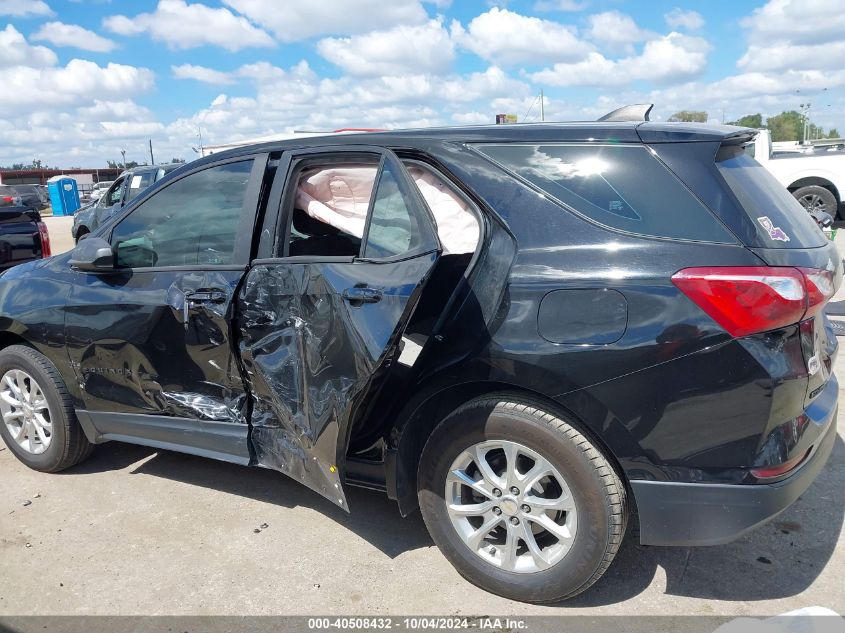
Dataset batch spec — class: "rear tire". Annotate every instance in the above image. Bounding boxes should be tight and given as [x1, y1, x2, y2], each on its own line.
[793, 185, 838, 219]
[0, 345, 92, 472]
[417, 395, 626, 603]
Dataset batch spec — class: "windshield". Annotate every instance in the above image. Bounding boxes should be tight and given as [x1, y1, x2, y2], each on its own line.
[716, 146, 826, 249]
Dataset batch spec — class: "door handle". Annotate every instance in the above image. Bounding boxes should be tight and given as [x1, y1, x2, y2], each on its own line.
[186, 290, 227, 304]
[342, 286, 383, 305]
[183, 289, 227, 329]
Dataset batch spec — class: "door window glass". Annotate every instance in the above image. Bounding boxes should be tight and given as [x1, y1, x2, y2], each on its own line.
[363, 162, 424, 259]
[126, 171, 155, 201]
[111, 160, 253, 268]
[102, 178, 125, 208]
[286, 161, 379, 257]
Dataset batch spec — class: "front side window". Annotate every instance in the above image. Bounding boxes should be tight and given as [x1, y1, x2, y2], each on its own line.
[475, 143, 734, 243]
[111, 160, 253, 268]
[126, 171, 155, 202]
[102, 178, 125, 208]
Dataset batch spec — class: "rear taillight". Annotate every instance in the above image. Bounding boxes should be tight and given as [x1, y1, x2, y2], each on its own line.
[671, 266, 834, 338]
[2, 195, 14, 204]
[751, 447, 811, 479]
[37, 222, 51, 258]
[800, 268, 834, 318]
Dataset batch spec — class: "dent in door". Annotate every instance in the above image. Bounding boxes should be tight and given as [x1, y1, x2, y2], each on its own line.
[238, 256, 437, 508]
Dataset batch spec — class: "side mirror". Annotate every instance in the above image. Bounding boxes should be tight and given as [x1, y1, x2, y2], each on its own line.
[69, 236, 115, 272]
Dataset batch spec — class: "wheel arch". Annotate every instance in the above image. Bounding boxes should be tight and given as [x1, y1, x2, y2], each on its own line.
[388, 379, 629, 517]
[0, 330, 30, 352]
[788, 177, 841, 201]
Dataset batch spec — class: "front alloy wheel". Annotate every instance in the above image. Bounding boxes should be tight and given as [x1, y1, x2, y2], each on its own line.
[0, 369, 53, 454]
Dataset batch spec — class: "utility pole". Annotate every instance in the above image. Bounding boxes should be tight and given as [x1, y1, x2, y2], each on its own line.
[540, 88, 545, 122]
[149, 139, 155, 165]
[197, 126, 204, 156]
[120, 149, 126, 169]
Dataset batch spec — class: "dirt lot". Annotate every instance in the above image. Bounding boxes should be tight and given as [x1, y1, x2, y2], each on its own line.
[0, 375, 842, 617]
[3, 214, 841, 617]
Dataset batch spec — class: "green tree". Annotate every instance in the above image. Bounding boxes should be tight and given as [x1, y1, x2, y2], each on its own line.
[766, 111, 803, 142]
[668, 110, 708, 123]
[828, 128, 840, 139]
[728, 113, 763, 128]
[170, 157, 186, 164]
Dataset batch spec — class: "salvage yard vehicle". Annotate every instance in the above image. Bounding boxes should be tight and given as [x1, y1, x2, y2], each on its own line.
[752, 128, 845, 218]
[0, 105, 840, 603]
[72, 165, 181, 242]
[0, 204, 50, 270]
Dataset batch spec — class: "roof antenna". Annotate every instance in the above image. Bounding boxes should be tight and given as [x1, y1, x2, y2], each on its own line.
[597, 104, 653, 122]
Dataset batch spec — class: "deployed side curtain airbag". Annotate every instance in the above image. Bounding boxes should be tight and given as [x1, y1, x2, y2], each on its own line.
[295, 164, 480, 255]
[295, 165, 376, 240]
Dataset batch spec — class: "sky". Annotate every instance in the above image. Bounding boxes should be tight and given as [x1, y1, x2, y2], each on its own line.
[0, 0, 843, 168]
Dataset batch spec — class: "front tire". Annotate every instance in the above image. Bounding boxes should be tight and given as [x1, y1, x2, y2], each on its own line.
[793, 185, 838, 219]
[0, 345, 92, 472]
[417, 395, 626, 603]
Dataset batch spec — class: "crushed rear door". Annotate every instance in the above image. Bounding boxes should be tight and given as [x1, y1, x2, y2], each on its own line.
[237, 147, 442, 508]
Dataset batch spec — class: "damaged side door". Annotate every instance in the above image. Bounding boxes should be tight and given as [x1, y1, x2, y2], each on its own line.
[238, 147, 442, 508]
[65, 156, 268, 463]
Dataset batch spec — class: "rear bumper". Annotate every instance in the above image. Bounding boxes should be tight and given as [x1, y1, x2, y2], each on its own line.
[632, 392, 838, 546]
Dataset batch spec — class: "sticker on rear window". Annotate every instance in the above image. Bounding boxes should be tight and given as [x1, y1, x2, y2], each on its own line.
[757, 216, 790, 242]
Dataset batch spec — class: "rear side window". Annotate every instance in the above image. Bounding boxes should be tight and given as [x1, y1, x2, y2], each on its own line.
[474, 143, 734, 243]
[716, 146, 826, 249]
[363, 161, 424, 259]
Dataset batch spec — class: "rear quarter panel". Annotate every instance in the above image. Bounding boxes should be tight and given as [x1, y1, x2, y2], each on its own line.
[423, 141, 812, 483]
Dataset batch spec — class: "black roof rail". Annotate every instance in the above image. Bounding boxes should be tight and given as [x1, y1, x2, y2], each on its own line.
[597, 104, 653, 122]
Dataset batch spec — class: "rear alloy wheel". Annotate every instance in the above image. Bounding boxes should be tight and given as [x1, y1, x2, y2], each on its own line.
[445, 439, 577, 573]
[418, 395, 627, 603]
[793, 185, 838, 218]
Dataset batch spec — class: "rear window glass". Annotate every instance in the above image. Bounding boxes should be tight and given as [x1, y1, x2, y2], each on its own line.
[716, 146, 826, 249]
[474, 143, 734, 243]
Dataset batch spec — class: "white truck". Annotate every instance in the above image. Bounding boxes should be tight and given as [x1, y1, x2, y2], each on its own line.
[751, 129, 845, 218]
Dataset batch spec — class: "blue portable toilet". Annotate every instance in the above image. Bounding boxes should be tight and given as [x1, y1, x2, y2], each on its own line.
[47, 176, 80, 216]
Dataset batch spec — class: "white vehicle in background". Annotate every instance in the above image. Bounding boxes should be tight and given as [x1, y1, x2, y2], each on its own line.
[89, 180, 114, 201]
[751, 129, 845, 218]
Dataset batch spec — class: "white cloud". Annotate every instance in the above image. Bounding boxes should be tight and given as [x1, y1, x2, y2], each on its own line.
[737, 0, 845, 73]
[451, 7, 592, 65]
[664, 8, 704, 30]
[317, 19, 454, 76]
[0, 24, 57, 67]
[531, 33, 711, 87]
[741, 0, 845, 46]
[533, 0, 587, 11]
[172, 63, 236, 85]
[587, 11, 649, 49]
[739, 41, 845, 72]
[451, 111, 493, 125]
[103, 0, 275, 51]
[0, 0, 53, 17]
[221, 0, 428, 42]
[32, 21, 116, 53]
[0, 59, 155, 113]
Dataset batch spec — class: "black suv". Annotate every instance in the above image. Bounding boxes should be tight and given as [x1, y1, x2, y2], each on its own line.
[0, 107, 839, 603]
[72, 164, 182, 242]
